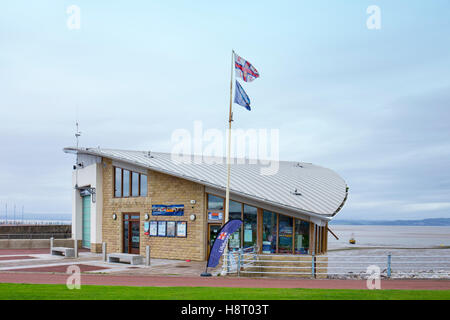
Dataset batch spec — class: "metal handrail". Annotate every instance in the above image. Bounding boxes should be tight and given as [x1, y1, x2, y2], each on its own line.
[223, 252, 450, 279]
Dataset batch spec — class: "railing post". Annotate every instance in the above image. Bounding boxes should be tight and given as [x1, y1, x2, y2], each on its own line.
[102, 242, 107, 262]
[311, 254, 315, 278]
[237, 248, 242, 277]
[50, 237, 54, 254]
[145, 245, 150, 267]
[387, 253, 392, 278]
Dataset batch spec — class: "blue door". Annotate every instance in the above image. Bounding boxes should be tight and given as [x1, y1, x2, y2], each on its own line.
[82, 195, 91, 249]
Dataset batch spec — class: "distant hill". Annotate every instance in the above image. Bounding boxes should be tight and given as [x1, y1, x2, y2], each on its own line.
[330, 218, 450, 226]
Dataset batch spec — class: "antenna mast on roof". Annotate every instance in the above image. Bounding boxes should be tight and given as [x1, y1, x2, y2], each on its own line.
[75, 120, 82, 188]
[75, 121, 81, 149]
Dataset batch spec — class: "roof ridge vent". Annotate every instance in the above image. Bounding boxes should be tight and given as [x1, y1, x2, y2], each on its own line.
[145, 151, 154, 158]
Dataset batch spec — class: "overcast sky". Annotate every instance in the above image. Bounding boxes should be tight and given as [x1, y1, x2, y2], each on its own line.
[1, 0, 449, 220]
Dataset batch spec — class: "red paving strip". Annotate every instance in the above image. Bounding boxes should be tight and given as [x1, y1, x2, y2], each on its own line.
[2, 264, 109, 273]
[0, 249, 50, 255]
[0, 248, 90, 255]
[0, 256, 36, 261]
[0, 273, 449, 290]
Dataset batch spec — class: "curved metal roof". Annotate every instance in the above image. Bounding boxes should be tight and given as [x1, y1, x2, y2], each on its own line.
[64, 147, 348, 219]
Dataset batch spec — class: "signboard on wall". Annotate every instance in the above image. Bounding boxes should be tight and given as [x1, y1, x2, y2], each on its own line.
[208, 211, 223, 221]
[176, 221, 187, 237]
[157, 221, 167, 236]
[149, 221, 158, 236]
[167, 221, 176, 237]
[152, 204, 184, 216]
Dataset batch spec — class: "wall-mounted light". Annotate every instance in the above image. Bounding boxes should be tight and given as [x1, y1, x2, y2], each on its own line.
[189, 214, 196, 221]
[144, 213, 150, 220]
[112, 213, 117, 220]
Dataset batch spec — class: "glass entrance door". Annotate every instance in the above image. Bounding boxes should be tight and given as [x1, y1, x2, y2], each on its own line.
[207, 224, 222, 257]
[123, 214, 140, 254]
[81, 195, 91, 249]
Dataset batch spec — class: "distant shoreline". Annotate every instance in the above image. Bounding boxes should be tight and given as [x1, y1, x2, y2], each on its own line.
[328, 246, 450, 251]
[330, 218, 450, 227]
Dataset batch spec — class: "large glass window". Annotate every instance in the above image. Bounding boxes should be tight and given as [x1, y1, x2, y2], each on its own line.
[123, 170, 130, 197]
[278, 215, 293, 253]
[114, 167, 147, 198]
[229, 201, 242, 250]
[262, 211, 277, 253]
[294, 219, 310, 254]
[229, 201, 242, 220]
[114, 167, 122, 197]
[208, 195, 224, 210]
[132, 172, 139, 197]
[140, 174, 147, 196]
[243, 204, 257, 248]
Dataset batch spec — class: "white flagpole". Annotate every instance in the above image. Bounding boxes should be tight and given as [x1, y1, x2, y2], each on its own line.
[225, 50, 234, 224]
[222, 49, 234, 275]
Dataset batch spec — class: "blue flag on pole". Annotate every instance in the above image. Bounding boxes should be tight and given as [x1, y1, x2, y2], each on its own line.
[207, 219, 243, 268]
[234, 80, 251, 111]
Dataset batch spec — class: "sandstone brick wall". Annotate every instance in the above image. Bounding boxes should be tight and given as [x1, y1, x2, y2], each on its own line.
[102, 159, 206, 261]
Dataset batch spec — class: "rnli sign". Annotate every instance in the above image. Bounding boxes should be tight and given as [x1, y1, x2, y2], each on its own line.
[152, 204, 184, 216]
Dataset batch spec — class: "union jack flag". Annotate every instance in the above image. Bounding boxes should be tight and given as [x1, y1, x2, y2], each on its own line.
[234, 53, 260, 82]
[218, 232, 227, 240]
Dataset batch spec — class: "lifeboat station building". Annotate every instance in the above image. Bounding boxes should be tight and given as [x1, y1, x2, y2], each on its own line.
[63, 147, 348, 261]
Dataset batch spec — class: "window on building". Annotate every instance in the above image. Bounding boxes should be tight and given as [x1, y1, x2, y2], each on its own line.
[229, 201, 242, 250]
[114, 167, 122, 197]
[140, 174, 147, 196]
[229, 201, 242, 220]
[262, 210, 277, 253]
[278, 215, 293, 254]
[314, 225, 326, 254]
[114, 167, 148, 198]
[294, 219, 310, 254]
[123, 170, 130, 197]
[243, 204, 257, 248]
[207, 195, 224, 210]
[132, 172, 139, 197]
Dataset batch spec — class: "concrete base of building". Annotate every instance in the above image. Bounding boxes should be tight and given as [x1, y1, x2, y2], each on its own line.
[90, 243, 103, 253]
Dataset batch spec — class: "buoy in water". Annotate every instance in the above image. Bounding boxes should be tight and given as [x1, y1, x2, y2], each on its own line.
[349, 233, 356, 244]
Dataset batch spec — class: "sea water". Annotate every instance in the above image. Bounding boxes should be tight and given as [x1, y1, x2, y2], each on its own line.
[328, 225, 450, 249]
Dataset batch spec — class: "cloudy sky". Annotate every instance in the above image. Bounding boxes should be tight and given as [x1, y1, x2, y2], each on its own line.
[1, 0, 449, 220]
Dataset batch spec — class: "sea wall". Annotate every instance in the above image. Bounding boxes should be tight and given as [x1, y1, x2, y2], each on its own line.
[0, 239, 75, 249]
[0, 224, 71, 237]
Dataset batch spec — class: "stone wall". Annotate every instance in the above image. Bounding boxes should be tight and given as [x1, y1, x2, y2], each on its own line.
[102, 159, 207, 261]
[0, 239, 75, 249]
[0, 225, 71, 237]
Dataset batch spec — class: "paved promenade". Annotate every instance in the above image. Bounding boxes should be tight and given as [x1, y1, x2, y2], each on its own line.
[0, 272, 449, 290]
[0, 249, 449, 290]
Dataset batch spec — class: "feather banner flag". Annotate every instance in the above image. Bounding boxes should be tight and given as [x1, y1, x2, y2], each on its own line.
[206, 219, 243, 268]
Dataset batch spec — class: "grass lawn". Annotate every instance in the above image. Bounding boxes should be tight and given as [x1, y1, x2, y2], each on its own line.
[0, 283, 449, 300]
